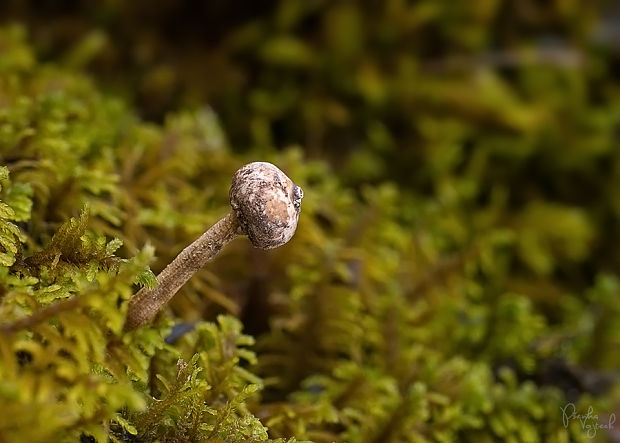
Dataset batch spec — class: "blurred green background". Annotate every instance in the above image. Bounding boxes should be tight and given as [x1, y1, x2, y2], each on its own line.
[0, 1, 619, 442]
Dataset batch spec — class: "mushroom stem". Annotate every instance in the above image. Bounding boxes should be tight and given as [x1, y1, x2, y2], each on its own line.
[124, 212, 240, 331]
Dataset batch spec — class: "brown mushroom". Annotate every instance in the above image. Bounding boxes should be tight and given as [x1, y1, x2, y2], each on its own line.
[124, 161, 302, 330]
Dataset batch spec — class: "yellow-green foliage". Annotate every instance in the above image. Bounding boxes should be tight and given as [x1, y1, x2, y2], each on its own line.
[0, 3, 619, 441]
[0, 26, 293, 443]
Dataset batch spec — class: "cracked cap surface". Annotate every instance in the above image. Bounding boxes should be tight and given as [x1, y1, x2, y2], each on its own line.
[229, 162, 303, 249]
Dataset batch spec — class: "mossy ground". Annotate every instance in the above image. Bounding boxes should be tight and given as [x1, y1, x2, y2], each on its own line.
[0, 2, 619, 442]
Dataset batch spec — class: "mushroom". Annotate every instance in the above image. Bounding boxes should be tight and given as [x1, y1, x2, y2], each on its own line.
[124, 162, 303, 330]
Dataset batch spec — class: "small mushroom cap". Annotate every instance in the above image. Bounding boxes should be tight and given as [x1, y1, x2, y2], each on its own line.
[229, 162, 303, 249]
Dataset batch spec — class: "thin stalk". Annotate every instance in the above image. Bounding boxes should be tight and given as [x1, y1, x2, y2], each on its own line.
[125, 212, 239, 330]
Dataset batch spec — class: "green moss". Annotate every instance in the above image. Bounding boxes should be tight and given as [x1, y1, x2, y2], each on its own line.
[0, 12, 618, 443]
